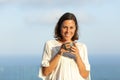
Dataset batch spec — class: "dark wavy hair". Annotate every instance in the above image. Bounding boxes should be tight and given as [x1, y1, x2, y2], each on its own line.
[54, 12, 79, 41]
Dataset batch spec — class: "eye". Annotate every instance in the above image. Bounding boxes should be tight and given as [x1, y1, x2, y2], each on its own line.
[70, 26, 74, 29]
[62, 26, 67, 29]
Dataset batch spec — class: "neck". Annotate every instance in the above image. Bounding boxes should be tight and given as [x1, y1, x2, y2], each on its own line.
[59, 39, 73, 43]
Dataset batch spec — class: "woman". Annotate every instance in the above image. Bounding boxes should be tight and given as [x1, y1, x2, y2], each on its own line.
[38, 12, 91, 80]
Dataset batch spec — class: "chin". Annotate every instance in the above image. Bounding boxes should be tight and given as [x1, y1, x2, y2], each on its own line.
[64, 38, 72, 41]
[62, 36, 72, 41]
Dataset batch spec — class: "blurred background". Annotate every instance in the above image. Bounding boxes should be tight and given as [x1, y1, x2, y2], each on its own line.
[0, 0, 120, 80]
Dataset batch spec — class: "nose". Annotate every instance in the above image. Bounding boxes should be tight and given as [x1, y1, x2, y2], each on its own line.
[66, 28, 70, 32]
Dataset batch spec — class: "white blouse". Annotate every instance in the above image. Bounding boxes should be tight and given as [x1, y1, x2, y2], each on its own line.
[38, 40, 91, 80]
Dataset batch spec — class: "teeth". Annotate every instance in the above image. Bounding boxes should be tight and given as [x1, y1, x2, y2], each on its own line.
[65, 34, 70, 37]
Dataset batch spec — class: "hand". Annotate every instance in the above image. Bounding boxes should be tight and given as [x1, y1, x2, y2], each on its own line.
[58, 44, 69, 55]
[70, 43, 80, 57]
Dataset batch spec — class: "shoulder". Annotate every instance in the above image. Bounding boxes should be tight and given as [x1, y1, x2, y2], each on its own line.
[76, 42, 88, 56]
[45, 39, 57, 44]
[75, 41, 87, 49]
[45, 39, 58, 47]
[76, 41, 87, 47]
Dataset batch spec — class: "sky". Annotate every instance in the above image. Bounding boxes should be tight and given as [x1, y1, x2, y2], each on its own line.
[0, 0, 120, 65]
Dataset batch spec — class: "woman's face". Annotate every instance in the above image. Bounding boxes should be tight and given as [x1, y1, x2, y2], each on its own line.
[61, 20, 76, 42]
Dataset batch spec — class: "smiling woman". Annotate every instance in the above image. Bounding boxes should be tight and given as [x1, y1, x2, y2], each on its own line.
[38, 12, 91, 80]
[60, 20, 76, 41]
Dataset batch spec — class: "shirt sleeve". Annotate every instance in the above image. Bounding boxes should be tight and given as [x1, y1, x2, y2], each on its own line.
[41, 41, 52, 67]
[38, 41, 52, 79]
[82, 44, 90, 71]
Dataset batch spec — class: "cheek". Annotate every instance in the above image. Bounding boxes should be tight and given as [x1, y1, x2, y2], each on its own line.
[60, 29, 65, 36]
[72, 29, 76, 34]
[61, 29, 66, 33]
[60, 29, 63, 33]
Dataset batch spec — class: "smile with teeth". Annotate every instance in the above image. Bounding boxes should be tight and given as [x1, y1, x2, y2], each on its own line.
[65, 34, 71, 37]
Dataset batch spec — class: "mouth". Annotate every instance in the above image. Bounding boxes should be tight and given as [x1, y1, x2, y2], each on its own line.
[65, 33, 71, 37]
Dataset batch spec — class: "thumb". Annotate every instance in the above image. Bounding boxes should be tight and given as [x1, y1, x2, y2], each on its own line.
[73, 42, 77, 47]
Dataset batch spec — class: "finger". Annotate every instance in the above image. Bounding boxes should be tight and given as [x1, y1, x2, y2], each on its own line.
[73, 42, 77, 47]
[61, 44, 64, 48]
[70, 47, 76, 52]
[71, 46, 77, 51]
[71, 45, 76, 48]
[70, 51, 75, 55]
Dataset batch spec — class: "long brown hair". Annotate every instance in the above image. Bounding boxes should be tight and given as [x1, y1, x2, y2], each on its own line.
[54, 12, 79, 41]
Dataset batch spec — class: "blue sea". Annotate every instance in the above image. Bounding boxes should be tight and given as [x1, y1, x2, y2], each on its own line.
[0, 54, 120, 80]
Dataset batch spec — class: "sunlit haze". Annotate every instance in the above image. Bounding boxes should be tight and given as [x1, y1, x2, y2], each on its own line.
[0, 0, 120, 65]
